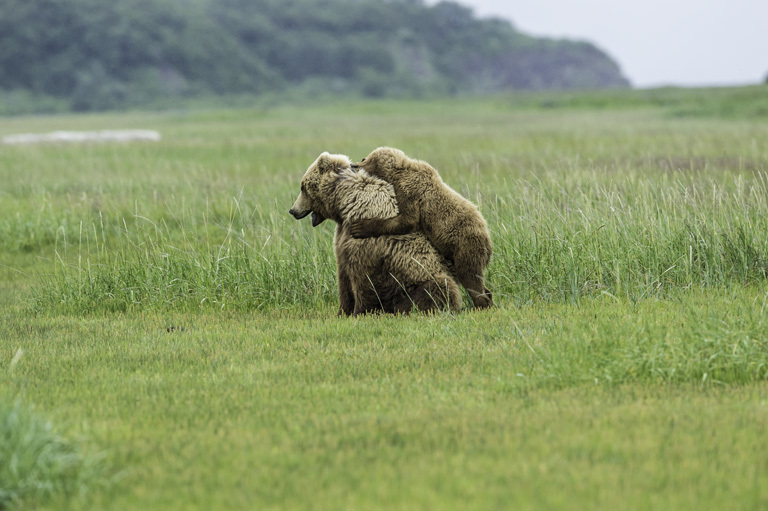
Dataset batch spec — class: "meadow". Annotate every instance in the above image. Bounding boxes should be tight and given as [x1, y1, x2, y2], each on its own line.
[2, 88, 768, 510]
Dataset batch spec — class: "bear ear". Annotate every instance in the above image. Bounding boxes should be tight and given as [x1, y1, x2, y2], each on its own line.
[316, 152, 332, 171]
[315, 152, 349, 174]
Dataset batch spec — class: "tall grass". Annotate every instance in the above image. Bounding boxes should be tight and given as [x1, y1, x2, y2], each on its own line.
[30, 168, 768, 313]
[0, 96, 765, 313]
[487, 169, 768, 303]
[33, 198, 338, 313]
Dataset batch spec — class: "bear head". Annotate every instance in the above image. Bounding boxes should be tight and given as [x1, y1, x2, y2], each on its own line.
[354, 146, 409, 175]
[290, 152, 399, 227]
[289, 152, 352, 227]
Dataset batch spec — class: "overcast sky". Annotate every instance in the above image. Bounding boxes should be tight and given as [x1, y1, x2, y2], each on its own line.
[445, 0, 768, 88]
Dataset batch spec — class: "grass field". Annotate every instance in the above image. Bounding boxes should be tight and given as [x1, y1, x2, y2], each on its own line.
[2, 88, 768, 510]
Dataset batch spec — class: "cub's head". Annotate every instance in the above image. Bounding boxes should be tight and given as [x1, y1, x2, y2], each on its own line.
[354, 146, 407, 174]
[355, 146, 439, 180]
[289, 152, 352, 227]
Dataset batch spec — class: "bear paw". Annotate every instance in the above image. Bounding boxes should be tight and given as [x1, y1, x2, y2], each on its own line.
[349, 219, 377, 239]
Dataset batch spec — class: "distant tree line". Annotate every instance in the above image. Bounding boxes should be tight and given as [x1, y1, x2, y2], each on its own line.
[0, 0, 630, 112]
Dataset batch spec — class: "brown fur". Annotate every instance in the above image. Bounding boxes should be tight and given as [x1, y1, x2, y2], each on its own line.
[350, 147, 493, 308]
[289, 152, 462, 316]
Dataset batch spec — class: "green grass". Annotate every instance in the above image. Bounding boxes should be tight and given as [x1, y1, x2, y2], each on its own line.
[0, 396, 110, 509]
[503, 84, 768, 118]
[2, 87, 768, 509]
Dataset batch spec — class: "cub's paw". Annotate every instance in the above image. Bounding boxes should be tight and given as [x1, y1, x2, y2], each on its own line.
[349, 219, 376, 239]
[471, 289, 494, 309]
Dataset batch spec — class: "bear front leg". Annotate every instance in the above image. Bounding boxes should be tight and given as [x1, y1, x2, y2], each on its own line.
[337, 266, 355, 316]
[349, 211, 418, 239]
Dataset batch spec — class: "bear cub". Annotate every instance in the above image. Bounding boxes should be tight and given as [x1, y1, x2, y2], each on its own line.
[350, 147, 493, 308]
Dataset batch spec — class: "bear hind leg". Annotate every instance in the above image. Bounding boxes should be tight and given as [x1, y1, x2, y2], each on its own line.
[397, 278, 462, 314]
[452, 243, 493, 309]
[454, 268, 493, 309]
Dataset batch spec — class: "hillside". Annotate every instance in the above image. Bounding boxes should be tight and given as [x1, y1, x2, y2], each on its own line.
[0, 0, 630, 111]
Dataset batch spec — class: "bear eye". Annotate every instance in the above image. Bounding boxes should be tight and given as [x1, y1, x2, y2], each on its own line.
[301, 183, 306, 193]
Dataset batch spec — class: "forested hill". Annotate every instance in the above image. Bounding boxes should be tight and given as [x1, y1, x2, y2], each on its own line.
[0, 0, 630, 111]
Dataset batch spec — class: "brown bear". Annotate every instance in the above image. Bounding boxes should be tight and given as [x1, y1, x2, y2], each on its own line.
[349, 147, 493, 308]
[289, 152, 462, 316]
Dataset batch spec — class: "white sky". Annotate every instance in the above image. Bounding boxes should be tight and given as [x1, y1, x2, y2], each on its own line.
[442, 0, 768, 88]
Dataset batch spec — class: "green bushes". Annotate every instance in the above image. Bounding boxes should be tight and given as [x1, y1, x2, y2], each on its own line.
[0, 0, 629, 113]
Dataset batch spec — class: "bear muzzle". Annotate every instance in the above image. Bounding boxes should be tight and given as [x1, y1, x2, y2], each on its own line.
[289, 207, 310, 220]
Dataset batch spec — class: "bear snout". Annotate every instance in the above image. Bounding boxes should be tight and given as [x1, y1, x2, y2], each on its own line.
[289, 208, 310, 220]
